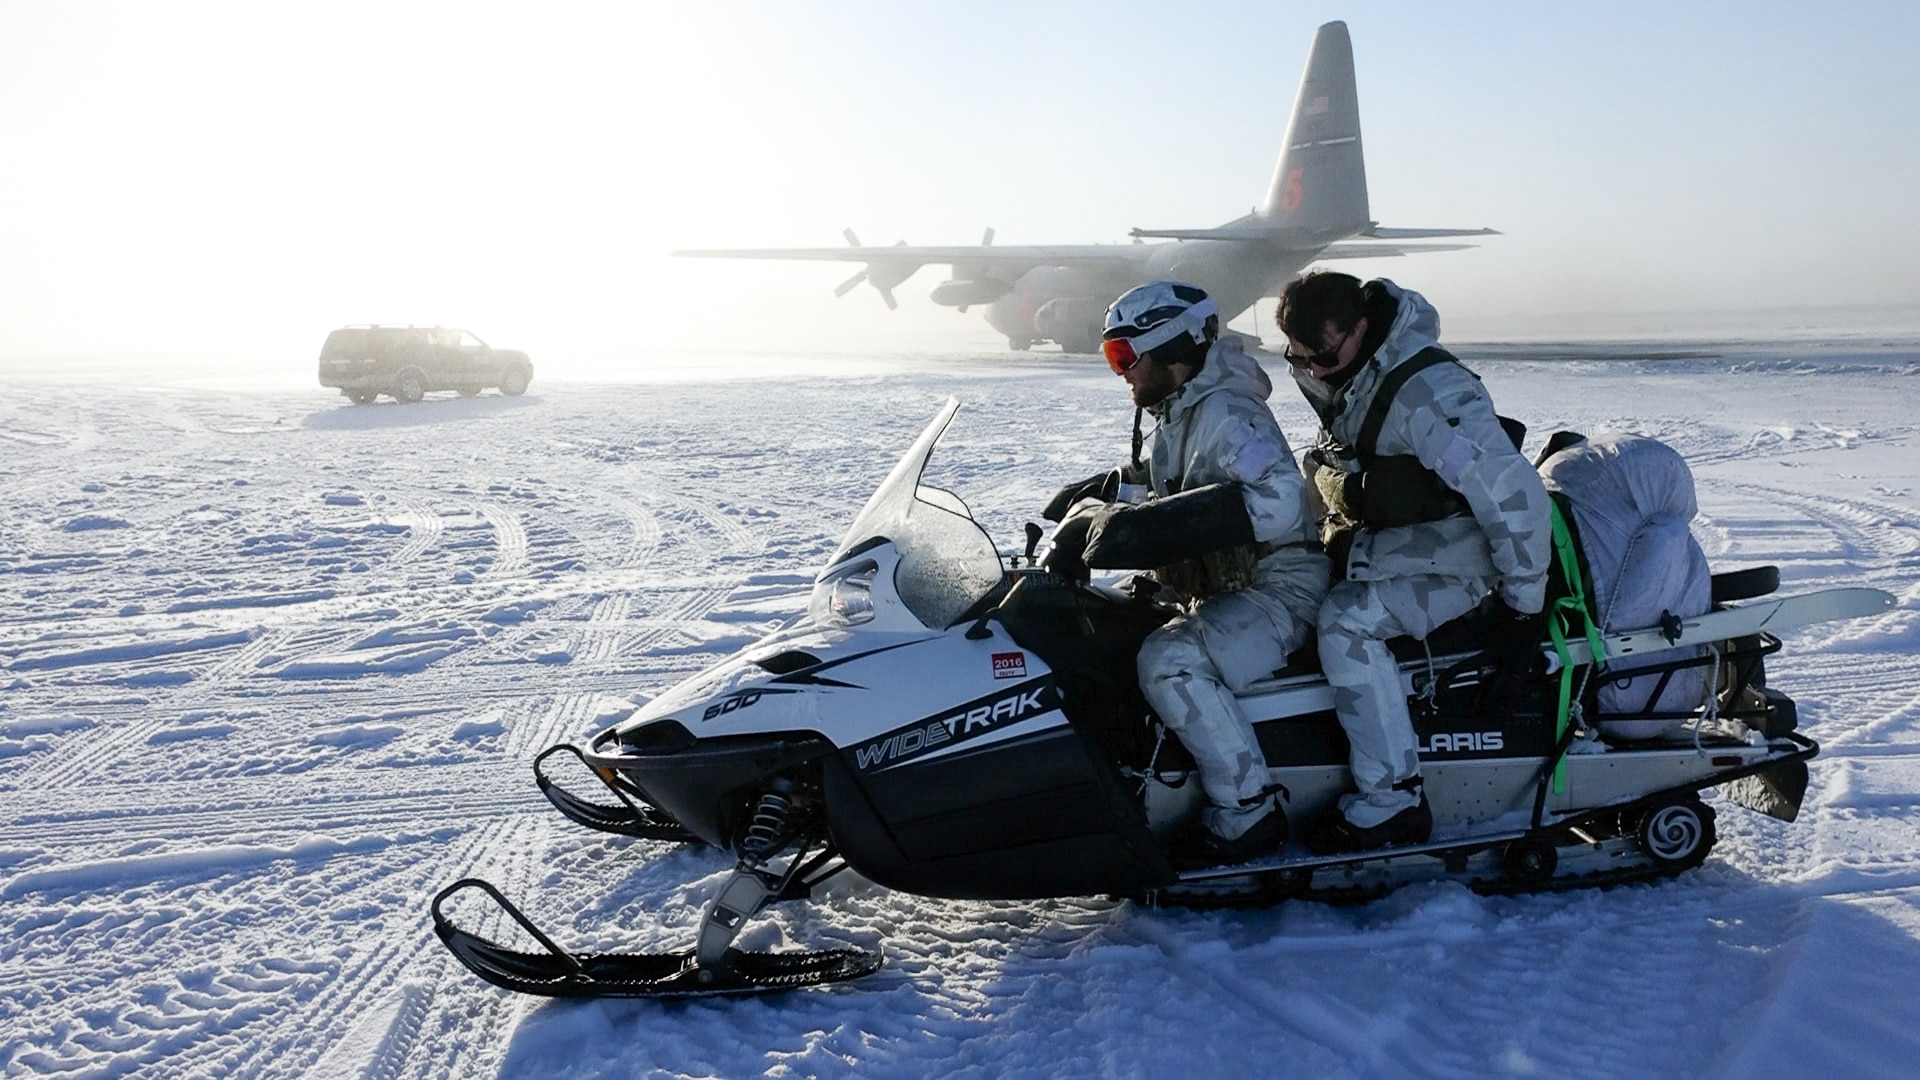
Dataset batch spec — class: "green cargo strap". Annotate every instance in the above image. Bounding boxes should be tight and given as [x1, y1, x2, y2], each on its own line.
[1546, 501, 1607, 793]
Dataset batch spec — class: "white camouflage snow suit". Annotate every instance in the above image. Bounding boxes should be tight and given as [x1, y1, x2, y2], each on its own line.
[1135, 338, 1329, 838]
[1293, 281, 1552, 827]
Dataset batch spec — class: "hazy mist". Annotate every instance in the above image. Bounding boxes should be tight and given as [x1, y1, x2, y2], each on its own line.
[4, 1, 1919, 365]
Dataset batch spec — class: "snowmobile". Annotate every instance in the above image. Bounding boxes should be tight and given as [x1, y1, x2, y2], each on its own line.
[433, 399, 1894, 999]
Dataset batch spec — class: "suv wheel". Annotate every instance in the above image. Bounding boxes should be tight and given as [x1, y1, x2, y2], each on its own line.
[346, 390, 377, 406]
[499, 363, 532, 397]
[391, 367, 428, 404]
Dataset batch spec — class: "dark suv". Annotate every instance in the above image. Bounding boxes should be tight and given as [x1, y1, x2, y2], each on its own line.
[318, 326, 534, 404]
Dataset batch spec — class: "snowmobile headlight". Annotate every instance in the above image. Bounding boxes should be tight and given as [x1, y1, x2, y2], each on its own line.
[618, 718, 694, 755]
[810, 559, 877, 628]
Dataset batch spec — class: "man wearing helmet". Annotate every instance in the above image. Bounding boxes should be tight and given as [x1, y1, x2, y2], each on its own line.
[1045, 281, 1328, 868]
[1278, 272, 1551, 853]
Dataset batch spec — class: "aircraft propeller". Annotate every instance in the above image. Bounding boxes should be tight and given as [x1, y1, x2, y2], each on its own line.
[832, 229, 921, 310]
[957, 228, 994, 313]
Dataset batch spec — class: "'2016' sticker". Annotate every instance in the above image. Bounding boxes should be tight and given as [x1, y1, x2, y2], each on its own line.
[992, 652, 1027, 680]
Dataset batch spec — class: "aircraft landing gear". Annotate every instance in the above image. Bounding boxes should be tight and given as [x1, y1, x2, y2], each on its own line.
[1060, 328, 1101, 354]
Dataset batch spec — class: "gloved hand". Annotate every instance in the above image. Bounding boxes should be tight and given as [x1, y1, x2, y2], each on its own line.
[1042, 469, 1122, 523]
[1324, 526, 1356, 585]
[1040, 499, 1104, 581]
[1480, 598, 1548, 713]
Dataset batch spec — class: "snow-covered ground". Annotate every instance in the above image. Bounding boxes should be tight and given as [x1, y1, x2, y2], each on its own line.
[5, 342, 1920, 1078]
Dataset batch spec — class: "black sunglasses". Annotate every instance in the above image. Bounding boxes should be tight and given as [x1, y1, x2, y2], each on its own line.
[1283, 325, 1355, 369]
[1282, 334, 1344, 367]
[1283, 340, 1342, 369]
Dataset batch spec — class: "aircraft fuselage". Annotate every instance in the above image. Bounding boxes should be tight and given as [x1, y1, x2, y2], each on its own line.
[981, 239, 1315, 352]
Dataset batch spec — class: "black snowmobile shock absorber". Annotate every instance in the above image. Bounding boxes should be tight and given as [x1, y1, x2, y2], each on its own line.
[738, 778, 807, 862]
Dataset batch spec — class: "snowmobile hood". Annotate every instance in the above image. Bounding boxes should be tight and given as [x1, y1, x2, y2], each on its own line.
[1152, 336, 1273, 424]
[614, 619, 936, 741]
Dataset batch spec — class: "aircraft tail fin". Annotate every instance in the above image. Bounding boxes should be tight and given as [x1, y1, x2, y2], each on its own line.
[1262, 20, 1368, 236]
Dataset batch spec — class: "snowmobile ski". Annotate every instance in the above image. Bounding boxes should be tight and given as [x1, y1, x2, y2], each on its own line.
[1549, 586, 1892, 670]
[433, 868, 882, 999]
[532, 742, 699, 843]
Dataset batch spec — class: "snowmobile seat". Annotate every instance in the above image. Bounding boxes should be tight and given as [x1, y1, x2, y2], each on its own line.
[1264, 638, 1321, 681]
[1387, 605, 1497, 664]
[1711, 565, 1779, 604]
[1252, 603, 1500, 685]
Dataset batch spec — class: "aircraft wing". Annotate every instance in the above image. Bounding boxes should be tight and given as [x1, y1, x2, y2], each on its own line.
[672, 244, 1152, 270]
[1128, 224, 1499, 243]
[1360, 226, 1501, 239]
[1315, 241, 1481, 259]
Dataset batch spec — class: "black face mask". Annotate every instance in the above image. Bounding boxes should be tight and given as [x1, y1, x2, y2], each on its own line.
[1316, 354, 1366, 391]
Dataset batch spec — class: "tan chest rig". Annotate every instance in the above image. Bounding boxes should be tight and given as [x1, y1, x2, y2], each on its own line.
[1132, 403, 1268, 607]
[1150, 544, 1265, 607]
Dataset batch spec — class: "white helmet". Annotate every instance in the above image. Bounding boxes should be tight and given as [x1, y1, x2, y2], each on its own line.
[1101, 281, 1218, 370]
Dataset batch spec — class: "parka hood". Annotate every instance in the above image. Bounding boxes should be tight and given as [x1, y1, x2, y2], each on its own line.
[1290, 279, 1441, 420]
[1152, 337, 1272, 423]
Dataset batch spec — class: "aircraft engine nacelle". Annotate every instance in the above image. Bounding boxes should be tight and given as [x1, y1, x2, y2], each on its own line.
[864, 260, 921, 293]
[1033, 296, 1108, 353]
[928, 278, 1012, 308]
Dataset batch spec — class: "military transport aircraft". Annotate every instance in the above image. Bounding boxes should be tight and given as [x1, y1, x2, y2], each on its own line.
[673, 21, 1496, 353]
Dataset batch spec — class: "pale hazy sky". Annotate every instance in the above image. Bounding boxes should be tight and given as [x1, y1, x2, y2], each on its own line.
[3, 1, 1918, 359]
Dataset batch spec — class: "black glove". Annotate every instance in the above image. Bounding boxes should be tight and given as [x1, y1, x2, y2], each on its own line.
[1040, 504, 1099, 581]
[1042, 469, 1122, 524]
[1324, 526, 1356, 585]
[1080, 483, 1255, 570]
[1480, 599, 1548, 712]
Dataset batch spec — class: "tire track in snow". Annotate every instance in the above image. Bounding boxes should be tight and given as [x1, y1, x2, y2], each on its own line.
[3, 811, 620, 1080]
[194, 815, 546, 1080]
[604, 585, 735, 669]
[371, 815, 550, 1080]
[475, 500, 529, 577]
[502, 692, 597, 762]
[1786, 656, 1920, 749]
[20, 703, 186, 792]
[12, 624, 327, 791]
[604, 492, 664, 568]
[385, 497, 446, 566]
[2, 778, 542, 851]
[1705, 479, 1920, 573]
[0, 817, 527, 1079]
[313, 980, 434, 1080]
[576, 593, 632, 667]
[653, 489, 764, 560]
[1680, 419, 1916, 470]
[1121, 914, 1441, 1074]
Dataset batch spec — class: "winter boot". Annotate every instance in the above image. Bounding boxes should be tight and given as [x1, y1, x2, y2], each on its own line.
[1168, 797, 1290, 869]
[1304, 790, 1433, 856]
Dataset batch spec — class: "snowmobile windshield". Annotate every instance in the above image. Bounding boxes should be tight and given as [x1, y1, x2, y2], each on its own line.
[825, 398, 1004, 629]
